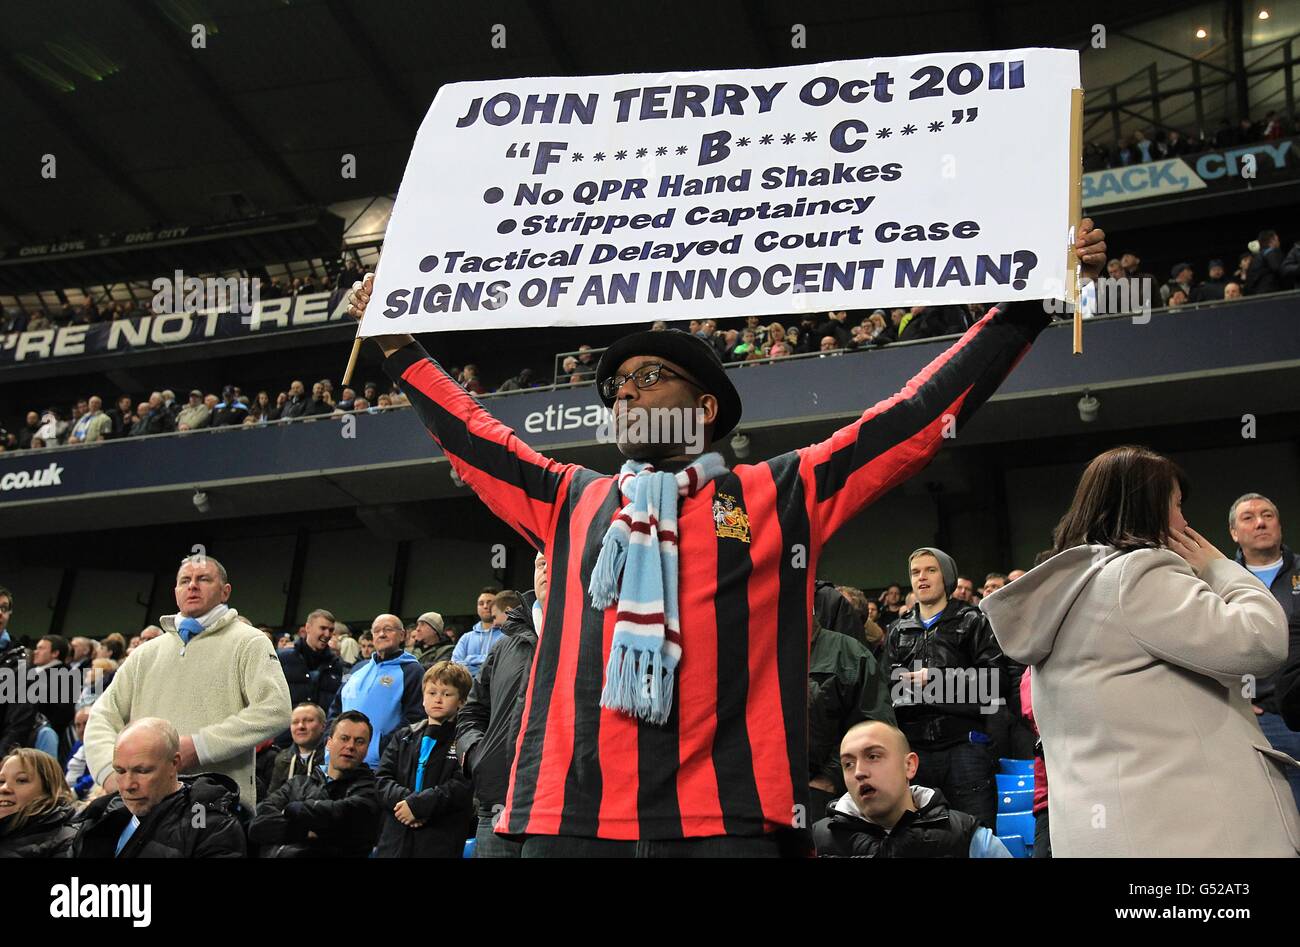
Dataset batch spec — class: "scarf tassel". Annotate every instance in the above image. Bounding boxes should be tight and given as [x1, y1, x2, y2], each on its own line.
[587, 527, 628, 609]
[599, 644, 675, 726]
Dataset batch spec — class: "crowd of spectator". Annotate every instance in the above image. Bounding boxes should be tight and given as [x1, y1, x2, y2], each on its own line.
[1082, 111, 1292, 172]
[0, 377, 411, 452]
[0, 546, 1040, 859]
[0, 476, 1297, 860]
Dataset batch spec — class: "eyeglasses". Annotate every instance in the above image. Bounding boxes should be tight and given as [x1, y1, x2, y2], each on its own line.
[600, 363, 704, 400]
[0, 603, 10, 613]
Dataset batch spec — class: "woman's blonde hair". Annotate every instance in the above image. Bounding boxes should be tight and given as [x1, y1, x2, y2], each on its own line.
[0, 749, 74, 835]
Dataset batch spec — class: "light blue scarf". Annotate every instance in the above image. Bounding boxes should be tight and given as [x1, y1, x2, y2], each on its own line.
[588, 452, 728, 725]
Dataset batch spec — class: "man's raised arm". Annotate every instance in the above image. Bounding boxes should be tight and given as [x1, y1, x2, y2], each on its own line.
[796, 220, 1106, 542]
[349, 274, 580, 550]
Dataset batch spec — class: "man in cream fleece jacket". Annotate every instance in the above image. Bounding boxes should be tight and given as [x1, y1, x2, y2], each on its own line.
[85, 554, 292, 804]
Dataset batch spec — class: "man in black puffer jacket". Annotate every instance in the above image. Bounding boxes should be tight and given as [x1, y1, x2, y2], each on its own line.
[0, 604, 37, 756]
[457, 557, 545, 858]
[813, 720, 1009, 857]
[882, 547, 1007, 829]
[70, 718, 246, 858]
[275, 610, 344, 746]
[249, 710, 379, 857]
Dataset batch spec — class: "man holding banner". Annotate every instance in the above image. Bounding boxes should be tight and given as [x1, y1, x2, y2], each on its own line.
[344, 49, 1102, 855]
[345, 215, 1103, 856]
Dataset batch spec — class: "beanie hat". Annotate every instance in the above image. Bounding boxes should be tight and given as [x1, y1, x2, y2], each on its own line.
[908, 546, 958, 596]
[417, 611, 445, 635]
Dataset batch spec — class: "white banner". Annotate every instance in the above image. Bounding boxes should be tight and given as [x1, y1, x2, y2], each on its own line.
[361, 49, 1080, 336]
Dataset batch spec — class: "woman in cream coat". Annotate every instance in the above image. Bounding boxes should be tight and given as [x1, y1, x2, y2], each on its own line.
[982, 446, 1299, 857]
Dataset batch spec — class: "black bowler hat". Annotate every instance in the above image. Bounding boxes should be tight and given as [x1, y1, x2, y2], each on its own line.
[596, 328, 743, 442]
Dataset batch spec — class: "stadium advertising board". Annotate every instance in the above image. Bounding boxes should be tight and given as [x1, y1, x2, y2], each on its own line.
[1083, 135, 1300, 208]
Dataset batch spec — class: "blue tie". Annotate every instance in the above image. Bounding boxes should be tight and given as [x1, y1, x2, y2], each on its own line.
[178, 617, 204, 645]
[115, 815, 140, 856]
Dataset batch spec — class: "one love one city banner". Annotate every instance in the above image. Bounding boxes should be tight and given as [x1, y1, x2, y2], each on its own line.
[361, 48, 1080, 336]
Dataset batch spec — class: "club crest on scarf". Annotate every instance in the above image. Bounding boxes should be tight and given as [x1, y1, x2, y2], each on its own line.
[588, 452, 729, 725]
[712, 493, 751, 543]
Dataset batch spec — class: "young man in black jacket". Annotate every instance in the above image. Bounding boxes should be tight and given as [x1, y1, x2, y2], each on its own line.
[276, 610, 343, 746]
[813, 720, 1010, 857]
[70, 717, 246, 858]
[881, 547, 1006, 828]
[375, 661, 474, 857]
[457, 555, 546, 858]
[249, 710, 379, 857]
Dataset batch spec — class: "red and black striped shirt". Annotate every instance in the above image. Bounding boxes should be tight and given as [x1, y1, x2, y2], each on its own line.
[383, 302, 1049, 840]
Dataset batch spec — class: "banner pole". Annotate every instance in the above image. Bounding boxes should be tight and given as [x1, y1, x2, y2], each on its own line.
[342, 333, 363, 387]
[1068, 87, 1085, 355]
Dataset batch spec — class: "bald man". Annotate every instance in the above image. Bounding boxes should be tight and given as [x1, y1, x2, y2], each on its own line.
[70, 717, 246, 857]
[328, 614, 423, 767]
[812, 720, 1010, 858]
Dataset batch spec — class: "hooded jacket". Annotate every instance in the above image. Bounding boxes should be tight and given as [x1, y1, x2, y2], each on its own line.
[812, 785, 1008, 857]
[451, 621, 505, 679]
[981, 544, 1299, 857]
[329, 649, 424, 767]
[882, 599, 1005, 745]
[268, 743, 326, 796]
[70, 773, 247, 858]
[457, 596, 539, 818]
[808, 624, 895, 791]
[0, 802, 78, 857]
[375, 718, 473, 857]
[249, 763, 379, 858]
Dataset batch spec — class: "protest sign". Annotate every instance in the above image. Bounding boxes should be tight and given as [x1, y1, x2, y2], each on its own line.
[360, 49, 1080, 336]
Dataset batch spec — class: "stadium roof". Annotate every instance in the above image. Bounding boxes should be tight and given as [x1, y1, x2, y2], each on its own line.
[0, 0, 1192, 246]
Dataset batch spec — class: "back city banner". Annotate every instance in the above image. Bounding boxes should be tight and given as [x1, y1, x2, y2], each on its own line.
[0, 289, 352, 367]
[1082, 134, 1300, 208]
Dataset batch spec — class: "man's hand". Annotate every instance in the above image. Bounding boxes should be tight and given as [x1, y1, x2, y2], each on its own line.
[347, 272, 415, 358]
[1076, 217, 1107, 282]
[178, 735, 201, 771]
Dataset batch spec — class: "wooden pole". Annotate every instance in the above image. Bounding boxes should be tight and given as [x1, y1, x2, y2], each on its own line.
[342, 334, 363, 387]
[1068, 87, 1085, 355]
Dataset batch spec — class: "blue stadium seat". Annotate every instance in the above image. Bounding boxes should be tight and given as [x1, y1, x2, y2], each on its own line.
[463, 837, 477, 858]
[998, 757, 1034, 775]
[996, 812, 1035, 845]
[998, 789, 1034, 814]
[996, 772, 1033, 793]
[998, 834, 1029, 859]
